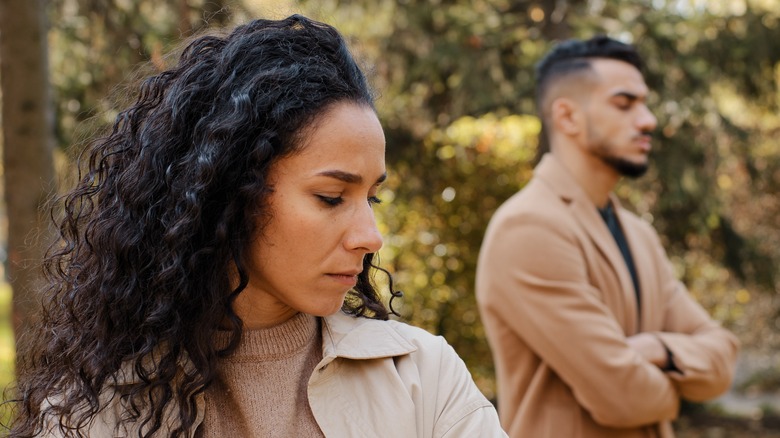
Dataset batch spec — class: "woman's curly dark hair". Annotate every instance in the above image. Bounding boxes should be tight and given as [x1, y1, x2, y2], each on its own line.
[9, 15, 400, 438]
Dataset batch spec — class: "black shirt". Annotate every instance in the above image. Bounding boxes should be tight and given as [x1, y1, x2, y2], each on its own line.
[598, 202, 641, 312]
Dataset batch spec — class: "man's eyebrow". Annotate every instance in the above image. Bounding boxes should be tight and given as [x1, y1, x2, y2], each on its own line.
[316, 170, 387, 185]
[612, 91, 643, 102]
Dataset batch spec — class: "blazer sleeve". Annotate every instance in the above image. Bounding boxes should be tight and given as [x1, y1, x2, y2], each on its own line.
[478, 212, 679, 428]
[427, 336, 508, 438]
[645, 228, 740, 401]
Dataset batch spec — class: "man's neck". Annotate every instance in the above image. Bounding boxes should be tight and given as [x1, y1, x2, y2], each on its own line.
[551, 146, 618, 208]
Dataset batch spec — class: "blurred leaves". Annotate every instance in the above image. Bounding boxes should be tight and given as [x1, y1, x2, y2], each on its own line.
[38, 0, 780, 395]
[309, 0, 780, 394]
[376, 114, 538, 397]
[49, 0, 244, 150]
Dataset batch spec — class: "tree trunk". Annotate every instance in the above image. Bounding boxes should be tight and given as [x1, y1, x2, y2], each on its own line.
[0, 0, 56, 375]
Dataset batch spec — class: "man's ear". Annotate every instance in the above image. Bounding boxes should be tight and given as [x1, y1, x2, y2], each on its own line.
[550, 97, 583, 136]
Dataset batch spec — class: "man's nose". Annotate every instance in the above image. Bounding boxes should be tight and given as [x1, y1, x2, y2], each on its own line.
[637, 104, 657, 132]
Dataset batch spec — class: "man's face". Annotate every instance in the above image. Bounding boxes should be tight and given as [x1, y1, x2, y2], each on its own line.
[582, 59, 657, 179]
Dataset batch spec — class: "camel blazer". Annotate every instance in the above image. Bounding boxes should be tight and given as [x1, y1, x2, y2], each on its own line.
[476, 154, 739, 438]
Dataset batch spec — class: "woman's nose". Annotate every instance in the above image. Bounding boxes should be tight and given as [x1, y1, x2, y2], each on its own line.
[344, 203, 383, 253]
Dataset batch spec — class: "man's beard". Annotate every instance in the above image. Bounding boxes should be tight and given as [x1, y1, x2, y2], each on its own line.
[600, 155, 649, 179]
[590, 136, 650, 179]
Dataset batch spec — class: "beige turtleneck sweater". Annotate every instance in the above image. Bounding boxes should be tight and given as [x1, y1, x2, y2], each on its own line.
[198, 312, 325, 437]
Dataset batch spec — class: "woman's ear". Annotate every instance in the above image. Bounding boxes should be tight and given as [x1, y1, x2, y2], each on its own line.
[550, 97, 583, 136]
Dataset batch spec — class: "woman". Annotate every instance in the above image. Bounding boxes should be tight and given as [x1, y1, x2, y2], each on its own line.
[9, 15, 506, 438]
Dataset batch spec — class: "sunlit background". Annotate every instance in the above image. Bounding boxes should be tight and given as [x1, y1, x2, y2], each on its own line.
[1, 0, 779, 435]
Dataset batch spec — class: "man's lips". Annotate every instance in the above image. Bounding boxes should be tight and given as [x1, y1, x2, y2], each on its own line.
[636, 135, 652, 152]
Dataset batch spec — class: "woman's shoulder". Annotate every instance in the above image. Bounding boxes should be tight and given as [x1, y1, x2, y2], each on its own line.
[322, 312, 451, 360]
[324, 312, 472, 384]
[382, 318, 448, 350]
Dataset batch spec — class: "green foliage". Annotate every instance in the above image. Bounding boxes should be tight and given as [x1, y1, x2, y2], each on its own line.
[49, 0, 248, 152]
[376, 114, 539, 396]
[306, 0, 780, 394]
[0, 283, 15, 426]
[22, 0, 780, 399]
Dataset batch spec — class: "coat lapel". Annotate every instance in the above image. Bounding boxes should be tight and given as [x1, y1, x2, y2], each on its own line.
[309, 313, 419, 437]
[534, 154, 639, 332]
[320, 311, 417, 360]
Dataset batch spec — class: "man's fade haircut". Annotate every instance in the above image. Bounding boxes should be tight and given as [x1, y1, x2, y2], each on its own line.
[535, 35, 643, 110]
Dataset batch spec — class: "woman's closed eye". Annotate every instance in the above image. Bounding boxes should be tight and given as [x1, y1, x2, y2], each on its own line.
[316, 194, 382, 207]
[316, 195, 343, 206]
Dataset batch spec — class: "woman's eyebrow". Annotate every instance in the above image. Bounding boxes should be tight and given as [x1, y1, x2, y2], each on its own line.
[316, 170, 387, 185]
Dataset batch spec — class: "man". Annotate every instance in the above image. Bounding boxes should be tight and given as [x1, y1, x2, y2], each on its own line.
[476, 36, 739, 437]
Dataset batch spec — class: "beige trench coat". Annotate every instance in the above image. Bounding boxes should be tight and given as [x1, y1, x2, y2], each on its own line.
[476, 154, 739, 438]
[42, 311, 506, 437]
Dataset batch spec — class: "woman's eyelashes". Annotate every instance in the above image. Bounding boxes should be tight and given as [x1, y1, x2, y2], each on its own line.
[316, 195, 343, 206]
[315, 194, 383, 207]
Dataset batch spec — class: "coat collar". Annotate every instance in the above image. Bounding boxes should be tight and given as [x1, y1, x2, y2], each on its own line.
[320, 311, 417, 361]
[112, 312, 417, 387]
[101, 313, 416, 437]
[534, 154, 639, 331]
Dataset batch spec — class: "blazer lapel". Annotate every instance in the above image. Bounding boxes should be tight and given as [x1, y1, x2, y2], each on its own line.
[534, 154, 639, 332]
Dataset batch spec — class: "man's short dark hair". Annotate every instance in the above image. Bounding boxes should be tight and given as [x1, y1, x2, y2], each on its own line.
[535, 35, 644, 110]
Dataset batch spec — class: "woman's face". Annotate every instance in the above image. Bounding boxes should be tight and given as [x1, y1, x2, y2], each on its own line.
[234, 101, 386, 328]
